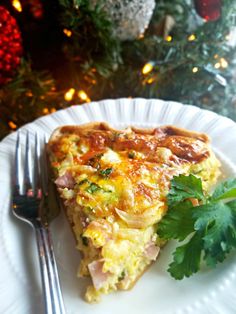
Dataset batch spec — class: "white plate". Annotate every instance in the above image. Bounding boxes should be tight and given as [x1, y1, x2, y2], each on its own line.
[1, 98, 236, 314]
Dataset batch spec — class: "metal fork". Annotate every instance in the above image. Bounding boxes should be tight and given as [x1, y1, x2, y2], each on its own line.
[12, 131, 66, 314]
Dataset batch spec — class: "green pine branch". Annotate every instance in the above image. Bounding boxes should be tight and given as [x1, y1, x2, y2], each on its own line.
[1, 0, 236, 139]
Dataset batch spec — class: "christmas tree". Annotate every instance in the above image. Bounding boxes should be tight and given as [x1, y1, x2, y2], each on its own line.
[0, 0, 236, 139]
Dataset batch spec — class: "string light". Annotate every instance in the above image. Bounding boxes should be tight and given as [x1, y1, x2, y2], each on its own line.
[188, 34, 196, 41]
[64, 88, 75, 101]
[192, 67, 199, 73]
[63, 29, 72, 37]
[43, 108, 49, 114]
[25, 91, 33, 97]
[214, 54, 219, 59]
[214, 58, 228, 69]
[165, 35, 172, 42]
[8, 121, 17, 129]
[78, 90, 91, 102]
[220, 58, 228, 69]
[147, 77, 155, 84]
[142, 62, 154, 75]
[12, 0, 22, 12]
[51, 108, 56, 113]
[84, 75, 97, 85]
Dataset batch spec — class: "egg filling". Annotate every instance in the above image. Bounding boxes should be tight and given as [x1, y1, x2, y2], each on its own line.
[47, 123, 221, 303]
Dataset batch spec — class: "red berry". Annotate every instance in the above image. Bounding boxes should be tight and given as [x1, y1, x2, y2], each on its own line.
[0, 6, 22, 85]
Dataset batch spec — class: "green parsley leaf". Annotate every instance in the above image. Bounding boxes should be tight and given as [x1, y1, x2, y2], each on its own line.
[211, 178, 236, 201]
[86, 183, 101, 194]
[78, 178, 89, 186]
[194, 201, 236, 266]
[167, 174, 205, 207]
[99, 167, 113, 177]
[168, 232, 203, 280]
[80, 235, 89, 246]
[157, 201, 195, 241]
[118, 270, 126, 281]
[157, 175, 236, 281]
[128, 151, 135, 159]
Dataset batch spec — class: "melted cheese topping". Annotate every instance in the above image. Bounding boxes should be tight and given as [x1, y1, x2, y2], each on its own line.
[48, 123, 221, 302]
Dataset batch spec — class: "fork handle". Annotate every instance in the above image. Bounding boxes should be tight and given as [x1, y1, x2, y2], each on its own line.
[35, 224, 66, 314]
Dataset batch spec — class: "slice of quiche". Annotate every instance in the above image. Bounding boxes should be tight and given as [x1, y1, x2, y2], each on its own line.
[47, 122, 221, 303]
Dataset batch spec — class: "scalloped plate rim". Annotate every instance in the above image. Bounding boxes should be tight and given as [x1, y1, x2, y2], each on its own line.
[2, 98, 236, 145]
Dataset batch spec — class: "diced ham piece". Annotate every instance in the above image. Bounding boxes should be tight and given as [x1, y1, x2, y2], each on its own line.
[55, 172, 75, 189]
[88, 260, 110, 291]
[144, 242, 160, 261]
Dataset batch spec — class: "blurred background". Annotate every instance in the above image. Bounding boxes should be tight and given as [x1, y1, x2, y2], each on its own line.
[0, 0, 236, 139]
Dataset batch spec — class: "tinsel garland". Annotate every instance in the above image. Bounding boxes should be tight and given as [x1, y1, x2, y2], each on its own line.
[0, 0, 236, 139]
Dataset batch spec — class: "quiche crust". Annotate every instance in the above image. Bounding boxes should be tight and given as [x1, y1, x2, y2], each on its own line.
[47, 122, 221, 303]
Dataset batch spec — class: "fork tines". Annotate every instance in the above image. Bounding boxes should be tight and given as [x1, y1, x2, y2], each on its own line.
[13, 131, 47, 198]
[13, 131, 20, 196]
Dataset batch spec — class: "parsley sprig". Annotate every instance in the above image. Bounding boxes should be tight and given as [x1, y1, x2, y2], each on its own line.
[157, 174, 236, 280]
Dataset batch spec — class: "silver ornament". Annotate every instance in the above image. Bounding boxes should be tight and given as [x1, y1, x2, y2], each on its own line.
[90, 0, 156, 41]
